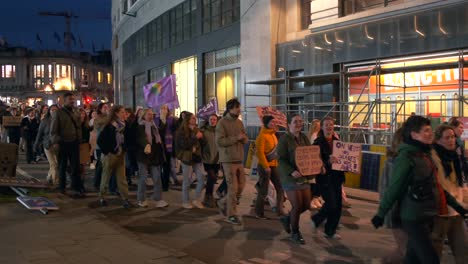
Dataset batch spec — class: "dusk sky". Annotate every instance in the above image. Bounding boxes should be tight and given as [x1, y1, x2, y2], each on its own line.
[0, 0, 111, 53]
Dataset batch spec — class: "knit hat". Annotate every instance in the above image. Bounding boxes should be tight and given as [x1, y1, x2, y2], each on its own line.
[262, 115, 274, 128]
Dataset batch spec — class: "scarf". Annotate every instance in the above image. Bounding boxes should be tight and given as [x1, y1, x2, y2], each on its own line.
[433, 143, 463, 186]
[140, 119, 161, 145]
[404, 137, 432, 152]
[164, 116, 174, 153]
[112, 120, 125, 152]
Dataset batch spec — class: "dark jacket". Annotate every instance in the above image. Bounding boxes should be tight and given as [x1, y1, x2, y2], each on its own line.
[200, 125, 219, 164]
[277, 131, 314, 191]
[376, 143, 467, 222]
[313, 134, 345, 186]
[21, 117, 40, 141]
[97, 122, 125, 155]
[50, 106, 82, 144]
[175, 126, 202, 165]
[157, 116, 178, 157]
[34, 116, 52, 150]
[136, 124, 166, 166]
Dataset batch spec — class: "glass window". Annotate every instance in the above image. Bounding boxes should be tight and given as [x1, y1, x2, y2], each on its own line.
[1, 65, 16, 78]
[301, 0, 312, 30]
[149, 65, 169, 82]
[107, 73, 112, 84]
[173, 56, 197, 116]
[134, 72, 147, 108]
[98, 72, 103, 83]
[33, 65, 45, 89]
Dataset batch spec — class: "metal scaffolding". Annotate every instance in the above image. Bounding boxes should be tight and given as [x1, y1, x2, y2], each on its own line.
[244, 49, 468, 145]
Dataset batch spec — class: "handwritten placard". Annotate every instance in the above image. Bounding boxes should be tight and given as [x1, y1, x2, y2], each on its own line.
[256, 106, 287, 128]
[2, 116, 22, 127]
[332, 141, 362, 173]
[295, 145, 323, 176]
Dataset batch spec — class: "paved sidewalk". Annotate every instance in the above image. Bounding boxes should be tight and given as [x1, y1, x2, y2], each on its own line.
[0, 193, 205, 264]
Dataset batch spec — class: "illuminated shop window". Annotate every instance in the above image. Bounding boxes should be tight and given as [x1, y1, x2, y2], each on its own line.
[173, 56, 197, 115]
[107, 73, 112, 84]
[98, 72, 103, 83]
[0, 65, 16, 78]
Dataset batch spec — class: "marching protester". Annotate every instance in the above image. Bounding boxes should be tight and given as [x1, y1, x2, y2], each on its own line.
[379, 127, 407, 264]
[21, 108, 40, 164]
[216, 98, 248, 225]
[157, 104, 180, 191]
[372, 116, 468, 264]
[254, 115, 285, 219]
[308, 118, 324, 209]
[175, 112, 206, 209]
[97, 105, 132, 208]
[200, 114, 220, 208]
[50, 92, 84, 198]
[34, 104, 59, 185]
[135, 108, 168, 208]
[448, 117, 468, 184]
[311, 116, 345, 239]
[92, 102, 114, 191]
[79, 108, 91, 192]
[277, 114, 314, 244]
[124, 107, 138, 186]
[431, 124, 467, 263]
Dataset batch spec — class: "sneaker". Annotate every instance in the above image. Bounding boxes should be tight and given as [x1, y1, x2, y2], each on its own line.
[324, 233, 341, 240]
[310, 220, 318, 234]
[255, 214, 268, 220]
[217, 199, 227, 216]
[89, 163, 96, 170]
[291, 231, 306, 245]
[279, 215, 291, 234]
[137, 200, 149, 208]
[154, 200, 169, 208]
[182, 203, 193, 209]
[226, 215, 241, 225]
[122, 200, 133, 209]
[99, 199, 108, 207]
[192, 200, 204, 209]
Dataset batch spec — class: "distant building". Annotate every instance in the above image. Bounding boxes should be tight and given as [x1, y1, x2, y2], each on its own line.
[0, 47, 113, 107]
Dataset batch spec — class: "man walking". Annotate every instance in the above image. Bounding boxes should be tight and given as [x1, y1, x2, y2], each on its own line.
[216, 98, 248, 225]
[50, 92, 83, 197]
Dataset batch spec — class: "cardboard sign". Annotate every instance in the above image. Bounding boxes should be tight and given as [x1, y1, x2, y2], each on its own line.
[332, 141, 362, 173]
[295, 145, 323, 176]
[256, 106, 287, 128]
[2, 116, 22, 127]
[16, 196, 59, 210]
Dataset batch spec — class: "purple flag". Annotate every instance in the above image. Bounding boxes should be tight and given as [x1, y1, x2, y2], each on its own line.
[197, 97, 218, 120]
[143, 74, 179, 109]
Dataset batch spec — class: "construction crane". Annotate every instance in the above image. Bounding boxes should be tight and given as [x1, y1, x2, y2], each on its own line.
[39, 11, 77, 52]
[39, 11, 110, 53]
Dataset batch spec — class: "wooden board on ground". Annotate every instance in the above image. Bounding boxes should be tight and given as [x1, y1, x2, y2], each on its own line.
[0, 177, 47, 188]
[2, 116, 22, 127]
[295, 145, 322, 176]
[16, 196, 59, 210]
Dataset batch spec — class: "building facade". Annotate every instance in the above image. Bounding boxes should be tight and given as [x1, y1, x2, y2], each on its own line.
[0, 47, 113, 106]
[112, 0, 468, 143]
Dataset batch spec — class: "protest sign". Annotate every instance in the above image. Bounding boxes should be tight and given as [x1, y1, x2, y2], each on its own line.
[295, 145, 322, 176]
[2, 116, 22, 127]
[458, 117, 468, 140]
[332, 141, 362, 173]
[197, 97, 218, 119]
[256, 106, 287, 128]
[143, 74, 179, 109]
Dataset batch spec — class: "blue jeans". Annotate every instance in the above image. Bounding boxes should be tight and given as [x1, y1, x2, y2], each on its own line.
[181, 162, 205, 204]
[137, 162, 162, 202]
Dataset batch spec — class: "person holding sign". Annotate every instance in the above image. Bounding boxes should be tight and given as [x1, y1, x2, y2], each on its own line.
[254, 115, 285, 219]
[311, 116, 345, 240]
[277, 114, 314, 244]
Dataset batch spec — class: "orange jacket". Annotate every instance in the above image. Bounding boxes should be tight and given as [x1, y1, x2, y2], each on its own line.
[255, 127, 278, 168]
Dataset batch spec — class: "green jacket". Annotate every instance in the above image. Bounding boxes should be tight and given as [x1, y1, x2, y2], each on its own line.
[50, 106, 82, 144]
[200, 125, 219, 164]
[277, 131, 314, 191]
[215, 114, 248, 163]
[377, 143, 466, 222]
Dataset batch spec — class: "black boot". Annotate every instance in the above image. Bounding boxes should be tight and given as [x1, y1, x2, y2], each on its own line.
[291, 231, 305, 245]
[203, 195, 215, 208]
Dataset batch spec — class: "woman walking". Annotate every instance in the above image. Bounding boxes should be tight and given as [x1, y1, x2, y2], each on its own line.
[431, 124, 467, 263]
[200, 114, 220, 208]
[311, 117, 345, 239]
[34, 105, 59, 185]
[21, 108, 40, 164]
[277, 114, 314, 244]
[372, 116, 467, 264]
[135, 109, 168, 208]
[175, 112, 206, 209]
[255, 115, 285, 219]
[97, 105, 132, 208]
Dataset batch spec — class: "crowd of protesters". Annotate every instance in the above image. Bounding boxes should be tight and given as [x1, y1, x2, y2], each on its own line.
[1, 94, 467, 263]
